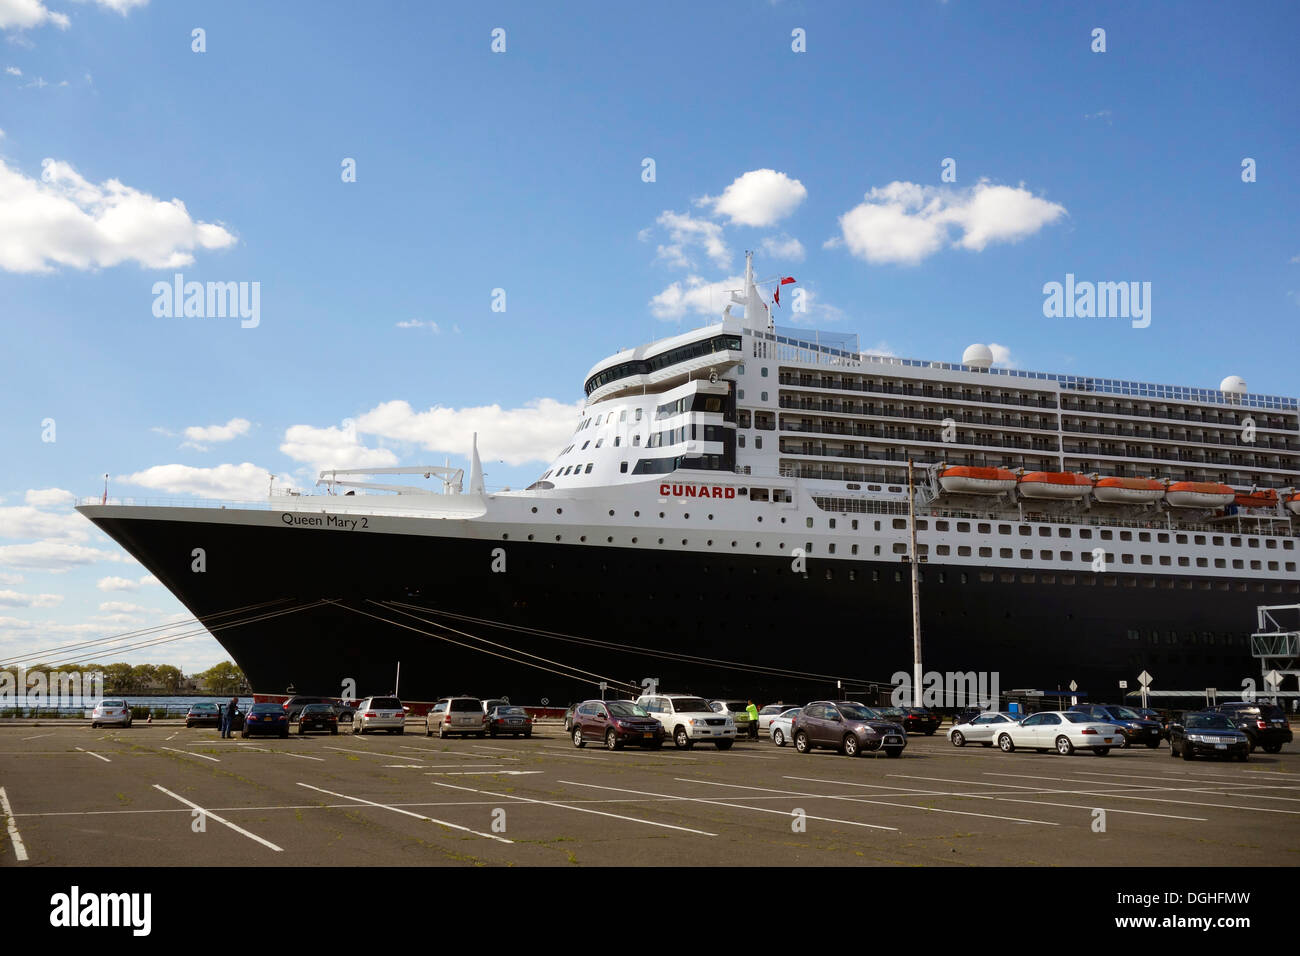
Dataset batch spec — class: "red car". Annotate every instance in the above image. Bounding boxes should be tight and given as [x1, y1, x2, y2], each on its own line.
[571, 699, 664, 750]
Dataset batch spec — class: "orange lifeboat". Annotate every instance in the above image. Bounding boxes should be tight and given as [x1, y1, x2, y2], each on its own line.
[1233, 488, 1278, 510]
[1017, 471, 1092, 500]
[1165, 481, 1234, 509]
[938, 465, 1016, 495]
[1287, 492, 1300, 516]
[1092, 476, 1165, 505]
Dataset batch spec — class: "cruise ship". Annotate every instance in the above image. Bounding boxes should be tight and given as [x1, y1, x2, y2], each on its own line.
[78, 254, 1300, 706]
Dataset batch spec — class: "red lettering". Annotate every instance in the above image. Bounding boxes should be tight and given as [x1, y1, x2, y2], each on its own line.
[659, 484, 670, 496]
[724, 487, 735, 499]
[711, 487, 723, 498]
[671, 485, 683, 496]
[684, 486, 696, 497]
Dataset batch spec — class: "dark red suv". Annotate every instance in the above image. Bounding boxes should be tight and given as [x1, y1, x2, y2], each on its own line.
[571, 699, 665, 750]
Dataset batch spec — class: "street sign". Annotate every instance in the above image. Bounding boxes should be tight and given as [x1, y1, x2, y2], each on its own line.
[1138, 670, 1153, 687]
[1265, 670, 1282, 691]
[1068, 680, 1078, 693]
[1206, 687, 1216, 706]
[1118, 680, 1128, 689]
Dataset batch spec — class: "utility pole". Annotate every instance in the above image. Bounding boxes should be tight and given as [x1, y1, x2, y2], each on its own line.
[908, 458, 923, 707]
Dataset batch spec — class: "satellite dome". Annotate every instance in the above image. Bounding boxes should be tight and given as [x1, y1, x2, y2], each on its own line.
[1219, 375, 1247, 394]
[962, 343, 994, 370]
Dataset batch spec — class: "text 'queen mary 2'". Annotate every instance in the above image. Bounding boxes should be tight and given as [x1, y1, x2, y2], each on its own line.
[79, 254, 1300, 706]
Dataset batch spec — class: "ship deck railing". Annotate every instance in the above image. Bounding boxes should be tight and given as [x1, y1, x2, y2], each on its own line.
[76, 495, 491, 519]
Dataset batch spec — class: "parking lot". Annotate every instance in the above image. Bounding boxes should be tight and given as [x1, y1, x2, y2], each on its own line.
[1, 722, 1297, 867]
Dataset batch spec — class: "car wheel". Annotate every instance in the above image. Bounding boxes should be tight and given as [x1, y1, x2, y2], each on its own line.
[297, 725, 305, 735]
[1263, 743, 1283, 754]
[674, 727, 692, 750]
[997, 734, 1014, 753]
[773, 729, 786, 747]
[1169, 742, 1179, 757]
[572, 728, 585, 749]
[885, 747, 903, 758]
[843, 734, 859, 757]
[605, 730, 621, 751]
[1119, 732, 1131, 749]
[91, 722, 98, 729]
[1181, 744, 1195, 761]
[1055, 735, 1075, 756]
[794, 731, 811, 754]
[437, 726, 447, 739]
[951, 731, 965, 747]
[925, 729, 936, 736]
[1093, 747, 1110, 756]
[715, 739, 733, 750]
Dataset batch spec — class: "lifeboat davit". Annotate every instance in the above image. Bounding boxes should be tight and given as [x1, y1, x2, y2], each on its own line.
[1233, 488, 1278, 510]
[1165, 481, 1234, 509]
[1287, 492, 1300, 516]
[1092, 476, 1165, 505]
[1017, 471, 1092, 499]
[938, 465, 1016, 495]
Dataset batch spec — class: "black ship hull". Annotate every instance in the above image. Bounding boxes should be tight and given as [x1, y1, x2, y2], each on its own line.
[86, 512, 1270, 708]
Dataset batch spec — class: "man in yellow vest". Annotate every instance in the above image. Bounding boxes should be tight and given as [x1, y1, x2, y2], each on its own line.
[746, 700, 759, 740]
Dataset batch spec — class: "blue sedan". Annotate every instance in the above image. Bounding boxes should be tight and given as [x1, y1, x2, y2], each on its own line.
[241, 703, 289, 738]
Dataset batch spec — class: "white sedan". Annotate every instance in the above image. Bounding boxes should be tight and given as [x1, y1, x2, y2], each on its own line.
[768, 707, 802, 746]
[947, 711, 1022, 747]
[90, 699, 133, 728]
[994, 711, 1122, 756]
[757, 703, 801, 734]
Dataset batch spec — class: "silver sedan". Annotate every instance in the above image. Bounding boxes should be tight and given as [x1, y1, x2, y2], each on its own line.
[947, 711, 1022, 747]
[768, 707, 802, 747]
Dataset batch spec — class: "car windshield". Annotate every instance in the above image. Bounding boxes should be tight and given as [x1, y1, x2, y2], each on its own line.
[607, 701, 650, 718]
[370, 698, 401, 709]
[192, 703, 216, 712]
[1062, 713, 1093, 723]
[838, 704, 879, 721]
[101, 700, 125, 708]
[250, 704, 280, 713]
[779, 708, 801, 718]
[497, 706, 527, 716]
[450, 699, 481, 712]
[302, 705, 332, 714]
[1110, 706, 1141, 719]
[1187, 714, 1234, 730]
[672, 698, 713, 712]
[725, 701, 748, 710]
[760, 705, 786, 715]
[875, 707, 903, 718]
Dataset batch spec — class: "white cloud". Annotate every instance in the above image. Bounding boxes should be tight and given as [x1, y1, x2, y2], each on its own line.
[0, 157, 237, 273]
[0, 505, 89, 541]
[396, 319, 440, 332]
[988, 343, 1016, 368]
[96, 573, 157, 592]
[0, 541, 122, 572]
[4, 65, 19, 75]
[280, 423, 398, 475]
[73, 0, 150, 13]
[654, 210, 730, 270]
[0, 588, 61, 608]
[354, 398, 585, 467]
[862, 341, 898, 358]
[0, 0, 70, 31]
[0, 572, 22, 585]
[649, 274, 743, 321]
[759, 234, 805, 262]
[180, 417, 250, 450]
[97, 600, 147, 613]
[700, 169, 807, 227]
[1290, 252, 1300, 264]
[24, 487, 74, 506]
[120, 462, 272, 500]
[780, 288, 844, 326]
[836, 180, 1066, 265]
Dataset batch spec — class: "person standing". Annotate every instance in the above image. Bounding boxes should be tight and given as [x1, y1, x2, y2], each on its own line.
[223, 696, 238, 738]
[746, 700, 759, 740]
[218, 700, 230, 738]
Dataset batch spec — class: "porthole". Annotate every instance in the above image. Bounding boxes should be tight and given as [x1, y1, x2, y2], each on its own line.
[501, 533, 509, 540]
[606, 536, 613, 543]
[708, 514, 714, 520]
[556, 508, 562, 514]
[631, 537, 638, 544]
[707, 539, 713, 546]
[682, 539, 688, 545]
[658, 538, 664, 544]
[530, 507, 538, 514]
[580, 535, 587, 542]
[731, 541, 738, 547]
[527, 534, 534, 541]
[634, 510, 640, 517]
[684, 513, 690, 519]
[609, 510, 615, 517]
[555, 535, 562, 541]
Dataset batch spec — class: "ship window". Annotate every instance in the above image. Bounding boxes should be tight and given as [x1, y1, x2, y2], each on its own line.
[1040, 550, 1052, 560]
[1138, 532, 1150, 542]
[761, 367, 768, 377]
[998, 524, 1011, 534]
[1001, 572, 1016, 583]
[1140, 554, 1152, 565]
[893, 519, 907, 530]
[738, 435, 745, 448]
[936, 520, 949, 532]
[633, 435, 640, 446]
[751, 488, 769, 501]
[1159, 555, 1171, 565]
[595, 439, 603, 448]
[1212, 536, 1224, 546]
[755, 436, 762, 449]
[1039, 527, 1051, 537]
[958, 546, 972, 557]
[1158, 533, 1170, 543]
[1120, 531, 1132, 541]
[1230, 536, 1241, 546]
[1268, 561, 1279, 571]
[894, 571, 903, 582]
[1176, 533, 1188, 544]
[1195, 557, 1208, 567]
[937, 545, 950, 556]
[738, 389, 745, 400]
[1122, 554, 1134, 564]
[1287, 562, 1297, 572]
[620, 462, 628, 473]
[958, 522, 970, 532]
[893, 543, 907, 554]
[1232, 559, 1244, 569]
[979, 547, 992, 557]
[585, 464, 594, 474]
[1194, 535, 1206, 545]
[961, 572, 969, 584]
[828, 519, 836, 529]
[806, 518, 814, 528]
[620, 411, 627, 422]
[978, 523, 991, 534]
[581, 441, 590, 450]
[872, 570, 879, 581]
[1016, 548, 1029, 559]
[916, 520, 928, 531]
[1062, 575, 1076, 585]
[1247, 538, 1258, 548]
[1058, 528, 1071, 538]
[828, 543, 836, 554]
[851, 544, 859, 555]
[635, 409, 642, 421]
[1177, 556, 1190, 566]
[1019, 525, 1031, 536]
[614, 437, 621, 446]
[1285, 541, 1295, 550]
[851, 520, 859, 530]
[980, 571, 994, 582]
[874, 545, 881, 555]
[1266, 538, 1278, 549]
[1079, 529, 1093, 539]
[1100, 530, 1113, 540]
[760, 391, 768, 402]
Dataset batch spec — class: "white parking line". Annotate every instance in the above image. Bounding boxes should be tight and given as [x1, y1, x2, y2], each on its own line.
[75, 747, 111, 763]
[432, 780, 719, 836]
[166, 733, 178, 741]
[964, 772, 1300, 815]
[322, 745, 406, 759]
[564, 779, 902, 831]
[160, 747, 219, 762]
[0, 787, 28, 862]
[20, 733, 53, 741]
[424, 771, 543, 776]
[152, 784, 282, 852]
[277, 752, 325, 761]
[296, 782, 513, 843]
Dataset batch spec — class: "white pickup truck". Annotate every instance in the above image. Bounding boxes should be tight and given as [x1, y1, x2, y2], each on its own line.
[635, 693, 736, 750]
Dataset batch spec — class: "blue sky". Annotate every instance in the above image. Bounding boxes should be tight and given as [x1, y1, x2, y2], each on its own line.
[1, 0, 1297, 673]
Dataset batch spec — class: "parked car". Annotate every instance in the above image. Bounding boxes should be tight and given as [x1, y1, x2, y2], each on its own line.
[768, 707, 802, 747]
[757, 703, 799, 733]
[487, 705, 533, 738]
[563, 703, 578, 733]
[241, 702, 289, 738]
[281, 695, 334, 721]
[636, 693, 736, 749]
[481, 698, 510, 716]
[297, 702, 339, 735]
[353, 696, 405, 735]
[952, 707, 985, 727]
[1169, 711, 1250, 761]
[948, 711, 1024, 747]
[995, 711, 1121, 755]
[333, 702, 358, 723]
[1211, 701, 1292, 753]
[572, 699, 665, 750]
[426, 696, 487, 738]
[709, 699, 754, 736]
[792, 701, 906, 758]
[90, 699, 133, 728]
[1067, 703, 1162, 748]
[894, 706, 942, 735]
[185, 702, 222, 728]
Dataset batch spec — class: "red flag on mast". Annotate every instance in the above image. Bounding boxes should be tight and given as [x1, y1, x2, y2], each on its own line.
[773, 276, 796, 307]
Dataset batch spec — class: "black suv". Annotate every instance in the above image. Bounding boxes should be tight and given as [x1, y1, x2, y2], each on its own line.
[1212, 701, 1292, 753]
[1067, 704, 1162, 748]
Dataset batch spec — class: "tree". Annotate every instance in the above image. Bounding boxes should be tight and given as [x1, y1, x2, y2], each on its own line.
[154, 665, 184, 693]
[102, 663, 133, 693]
[131, 663, 158, 690]
[197, 661, 245, 695]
